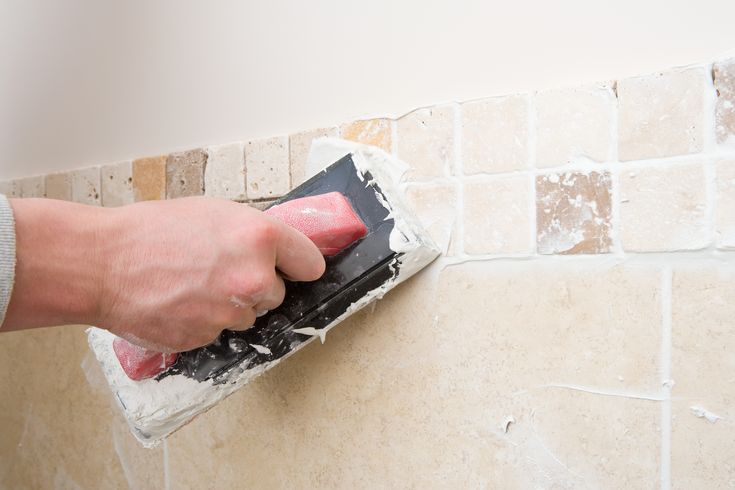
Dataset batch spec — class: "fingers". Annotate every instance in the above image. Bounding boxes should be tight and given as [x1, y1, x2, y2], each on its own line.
[270, 218, 326, 282]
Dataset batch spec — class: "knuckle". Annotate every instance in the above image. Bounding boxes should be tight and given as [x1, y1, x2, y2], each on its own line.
[251, 219, 279, 249]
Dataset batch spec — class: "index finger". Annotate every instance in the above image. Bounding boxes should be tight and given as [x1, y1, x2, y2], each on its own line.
[271, 218, 326, 282]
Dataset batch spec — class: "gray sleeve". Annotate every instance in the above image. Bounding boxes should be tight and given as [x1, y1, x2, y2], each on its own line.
[0, 194, 16, 327]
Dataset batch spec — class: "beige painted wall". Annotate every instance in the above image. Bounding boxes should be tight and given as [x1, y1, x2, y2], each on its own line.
[2, 0, 735, 179]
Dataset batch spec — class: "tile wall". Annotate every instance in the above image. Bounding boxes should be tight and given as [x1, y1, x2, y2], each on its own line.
[1, 57, 734, 489]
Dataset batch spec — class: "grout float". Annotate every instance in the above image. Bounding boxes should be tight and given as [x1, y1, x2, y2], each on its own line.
[87, 138, 440, 447]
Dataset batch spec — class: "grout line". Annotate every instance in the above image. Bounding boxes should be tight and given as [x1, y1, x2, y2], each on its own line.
[660, 266, 673, 490]
[453, 102, 465, 255]
[610, 81, 625, 257]
[527, 92, 538, 254]
[163, 439, 171, 490]
[703, 62, 718, 153]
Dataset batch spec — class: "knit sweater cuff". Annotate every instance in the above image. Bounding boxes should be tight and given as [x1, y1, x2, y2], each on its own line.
[0, 194, 16, 328]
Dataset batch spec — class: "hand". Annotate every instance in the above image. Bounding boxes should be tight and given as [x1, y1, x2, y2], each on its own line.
[98, 197, 326, 352]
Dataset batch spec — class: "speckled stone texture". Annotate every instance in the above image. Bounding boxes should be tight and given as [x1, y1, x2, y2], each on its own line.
[132, 156, 167, 201]
[714, 58, 735, 144]
[166, 149, 207, 199]
[204, 142, 247, 200]
[245, 136, 289, 199]
[44, 173, 72, 201]
[18, 176, 45, 198]
[536, 171, 612, 254]
[70, 167, 101, 206]
[397, 106, 454, 181]
[101, 161, 134, 207]
[340, 119, 391, 153]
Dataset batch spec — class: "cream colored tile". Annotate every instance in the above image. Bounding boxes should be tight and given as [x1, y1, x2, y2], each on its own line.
[204, 142, 247, 200]
[671, 264, 735, 489]
[620, 164, 709, 251]
[714, 58, 735, 144]
[340, 119, 391, 153]
[166, 148, 207, 199]
[19, 176, 45, 198]
[71, 166, 101, 206]
[289, 127, 338, 187]
[44, 172, 72, 201]
[245, 136, 290, 199]
[397, 105, 454, 181]
[101, 161, 134, 207]
[133, 155, 167, 201]
[618, 68, 706, 161]
[462, 95, 529, 174]
[404, 183, 459, 256]
[537, 171, 613, 254]
[0, 180, 21, 198]
[463, 175, 533, 255]
[716, 160, 735, 249]
[536, 85, 614, 167]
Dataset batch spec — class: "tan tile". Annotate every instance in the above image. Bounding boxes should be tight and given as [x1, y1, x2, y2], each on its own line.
[132, 155, 167, 201]
[714, 58, 735, 144]
[101, 161, 134, 207]
[404, 184, 459, 256]
[19, 176, 45, 198]
[397, 105, 454, 181]
[245, 136, 289, 199]
[536, 85, 614, 167]
[340, 119, 391, 153]
[537, 171, 613, 254]
[462, 95, 529, 174]
[71, 167, 101, 206]
[671, 264, 735, 489]
[0, 180, 21, 198]
[620, 164, 709, 251]
[204, 142, 247, 200]
[716, 160, 735, 249]
[44, 173, 72, 201]
[166, 148, 207, 199]
[290, 127, 338, 187]
[0, 326, 161, 489]
[618, 68, 706, 161]
[463, 175, 533, 254]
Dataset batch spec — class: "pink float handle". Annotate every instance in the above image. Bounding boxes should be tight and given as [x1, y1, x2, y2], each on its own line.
[113, 192, 367, 381]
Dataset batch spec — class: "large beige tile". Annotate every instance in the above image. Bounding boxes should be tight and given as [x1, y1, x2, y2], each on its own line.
[71, 167, 101, 206]
[716, 160, 735, 249]
[404, 183, 459, 256]
[671, 264, 735, 489]
[618, 68, 706, 161]
[133, 155, 167, 201]
[0, 326, 163, 489]
[44, 172, 72, 201]
[245, 136, 290, 199]
[397, 105, 454, 181]
[101, 161, 134, 207]
[340, 119, 392, 153]
[166, 148, 207, 199]
[203, 142, 247, 200]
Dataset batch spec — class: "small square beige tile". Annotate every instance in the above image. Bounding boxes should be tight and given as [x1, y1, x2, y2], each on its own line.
[618, 68, 706, 161]
[0, 180, 21, 198]
[404, 184, 459, 255]
[19, 175, 45, 198]
[397, 105, 454, 181]
[289, 127, 338, 187]
[716, 160, 735, 249]
[204, 142, 247, 200]
[536, 85, 614, 167]
[44, 173, 72, 201]
[714, 58, 735, 144]
[462, 95, 529, 174]
[463, 175, 533, 255]
[340, 119, 391, 153]
[166, 148, 207, 199]
[620, 164, 709, 251]
[537, 171, 613, 254]
[671, 264, 735, 489]
[101, 161, 134, 207]
[245, 136, 289, 199]
[132, 155, 167, 201]
[71, 167, 101, 206]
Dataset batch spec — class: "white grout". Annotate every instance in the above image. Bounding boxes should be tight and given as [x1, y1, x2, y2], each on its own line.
[528, 92, 538, 254]
[453, 102, 465, 255]
[660, 266, 673, 490]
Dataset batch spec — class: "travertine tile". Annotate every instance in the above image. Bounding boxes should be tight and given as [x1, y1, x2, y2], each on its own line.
[0, 180, 21, 198]
[404, 184, 459, 255]
[714, 58, 735, 144]
[19, 176, 45, 198]
[620, 164, 709, 251]
[397, 105, 454, 181]
[340, 119, 391, 153]
[204, 142, 247, 200]
[290, 127, 338, 187]
[101, 161, 134, 207]
[716, 160, 735, 249]
[537, 171, 613, 254]
[71, 166, 101, 206]
[166, 148, 207, 199]
[618, 68, 706, 160]
[671, 264, 735, 489]
[132, 155, 167, 201]
[245, 136, 289, 199]
[44, 173, 72, 201]
[462, 95, 528, 174]
[536, 85, 614, 167]
[463, 175, 533, 254]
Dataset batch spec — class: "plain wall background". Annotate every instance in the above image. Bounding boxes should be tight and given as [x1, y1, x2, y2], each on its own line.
[2, 0, 735, 179]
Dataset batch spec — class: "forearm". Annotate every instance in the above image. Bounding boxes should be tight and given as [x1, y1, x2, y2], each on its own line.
[2, 198, 110, 330]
